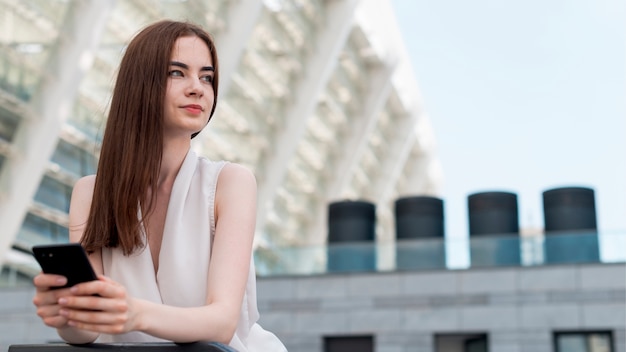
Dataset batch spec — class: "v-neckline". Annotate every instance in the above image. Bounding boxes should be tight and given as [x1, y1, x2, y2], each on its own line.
[139, 208, 167, 280]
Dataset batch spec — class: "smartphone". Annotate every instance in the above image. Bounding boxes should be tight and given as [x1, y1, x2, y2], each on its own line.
[32, 243, 98, 289]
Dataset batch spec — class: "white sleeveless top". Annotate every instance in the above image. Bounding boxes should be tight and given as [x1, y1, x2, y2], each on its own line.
[99, 150, 287, 352]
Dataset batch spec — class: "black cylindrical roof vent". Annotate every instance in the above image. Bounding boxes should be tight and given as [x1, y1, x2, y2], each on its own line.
[328, 200, 376, 243]
[327, 200, 376, 272]
[395, 196, 445, 239]
[467, 191, 520, 267]
[468, 191, 519, 236]
[542, 186, 599, 264]
[394, 196, 446, 270]
[543, 186, 597, 232]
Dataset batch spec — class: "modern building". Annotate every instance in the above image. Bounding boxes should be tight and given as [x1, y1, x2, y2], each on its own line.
[1, 1, 624, 352]
[254, 260, 625, 352]
[0, 0, 441, 282]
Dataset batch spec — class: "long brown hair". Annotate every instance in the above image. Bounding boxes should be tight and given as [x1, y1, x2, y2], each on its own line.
[81, 21, 220, 255]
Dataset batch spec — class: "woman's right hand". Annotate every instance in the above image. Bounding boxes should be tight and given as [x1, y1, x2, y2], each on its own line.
[32, 273, 73, 328]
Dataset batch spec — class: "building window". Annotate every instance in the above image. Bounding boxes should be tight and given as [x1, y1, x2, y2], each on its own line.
[17, 213, 69, 247]
[34, 175, 72, 212]
[0, 105, 20, 142]
[0, 263, 33, 288]
[435, 333, 488, 352]
[50, 139, 97, 177]
[324, 335, 374, 352]
[554, 331, 613, 352]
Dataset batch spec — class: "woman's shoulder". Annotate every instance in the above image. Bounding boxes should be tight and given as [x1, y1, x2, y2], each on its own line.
[218, 162, 256, 186]
[196, 156, 255, 183]
[214, 162, 257, 218]
[73, 175, 96, 194]
[213, 162, 257, 203]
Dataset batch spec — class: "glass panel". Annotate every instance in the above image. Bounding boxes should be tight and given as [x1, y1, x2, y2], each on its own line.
[254, 231, 626, 277]
[396, 238, 446, 270]
[556, 332, 613, 352]
[17, 213, 69, 248]
[0, 0, 71, 101]
[0, 105, 20, 142]
[0, 43, 41, 101]
[33, 175, 72, 212]
[50, 139, 97, 177]
[543, 231, 601, 264]
[324, 336, 373, 352]
[255, 244, 325, 276]
[435, 334, 489, 352]
[327, 242, 376, 273]
[589, 333, 612, 352]
[0, 265, 33, 288]
[558, 334, 590, 352]
[67, 98, 106, 142]
[469, 235, 522, 267]
[465, 337, 488, 352]
[50, 140, 81, 176]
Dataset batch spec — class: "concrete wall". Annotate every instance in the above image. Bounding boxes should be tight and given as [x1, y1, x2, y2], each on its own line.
[1, 263, 624, 352]
[255, 263, 626, 352]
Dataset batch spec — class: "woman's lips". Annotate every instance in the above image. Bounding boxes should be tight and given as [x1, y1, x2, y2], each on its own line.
[182, 105, 203, 114]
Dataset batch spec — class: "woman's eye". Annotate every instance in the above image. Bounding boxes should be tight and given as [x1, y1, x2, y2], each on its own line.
[168, 70, 183, 77]
[201, 75, 213, 84]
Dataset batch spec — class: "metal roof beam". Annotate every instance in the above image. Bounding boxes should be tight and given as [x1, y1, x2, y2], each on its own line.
[255, 0, 359, 243]
[306, 60, 395, 243]
[213, 0, 263, 97]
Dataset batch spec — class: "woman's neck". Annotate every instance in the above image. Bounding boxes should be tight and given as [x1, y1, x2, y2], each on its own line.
[158, 138, 191, 189]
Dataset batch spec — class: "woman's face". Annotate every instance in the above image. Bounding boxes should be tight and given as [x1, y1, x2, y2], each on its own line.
[163, 35, 215, 139]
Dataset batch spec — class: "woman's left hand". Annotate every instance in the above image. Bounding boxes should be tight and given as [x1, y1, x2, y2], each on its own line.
[57, 275, 139, 335]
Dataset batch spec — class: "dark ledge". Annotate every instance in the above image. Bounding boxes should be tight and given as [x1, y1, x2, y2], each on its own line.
[8, 342, 234, 351]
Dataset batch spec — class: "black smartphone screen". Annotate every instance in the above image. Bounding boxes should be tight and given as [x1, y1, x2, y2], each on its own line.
[32, 243, 98, 289]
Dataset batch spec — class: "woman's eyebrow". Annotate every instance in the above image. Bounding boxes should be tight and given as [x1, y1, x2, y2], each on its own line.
[170, 61, 214, 72]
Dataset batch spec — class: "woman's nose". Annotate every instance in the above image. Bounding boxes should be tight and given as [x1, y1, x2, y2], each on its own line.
[186, 78, 204, 97]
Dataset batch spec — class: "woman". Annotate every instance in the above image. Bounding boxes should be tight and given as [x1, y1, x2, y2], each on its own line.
[32, 20, 286, 351]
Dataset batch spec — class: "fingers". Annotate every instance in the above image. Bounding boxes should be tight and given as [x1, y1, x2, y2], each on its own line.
[33, 273, 67, 290]
[35, 274, 134, 335]
[35, 303, 69, 328]
[61, 307, 129, 327]
[66, 320, 127, 335]
[57, 293, 131, 335]
[69, 279, 124, 299]
[58, 295, 128, 313]
[33, 287, 73, 306]
[97, 275, 116, 283]
[32, 274, 73, 329]
[43, 315, 70, 329]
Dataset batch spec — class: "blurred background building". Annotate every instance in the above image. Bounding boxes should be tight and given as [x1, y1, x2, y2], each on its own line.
[0, 0, 441, 281]
[0, 1, 623, 352]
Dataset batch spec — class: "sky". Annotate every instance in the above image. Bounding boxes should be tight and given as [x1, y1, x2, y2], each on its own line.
[390, 0, 625, 266]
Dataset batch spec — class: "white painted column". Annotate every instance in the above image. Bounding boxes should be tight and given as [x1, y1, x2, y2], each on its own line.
[0, 0, 114, 265]
[255, 0, 359, 239]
